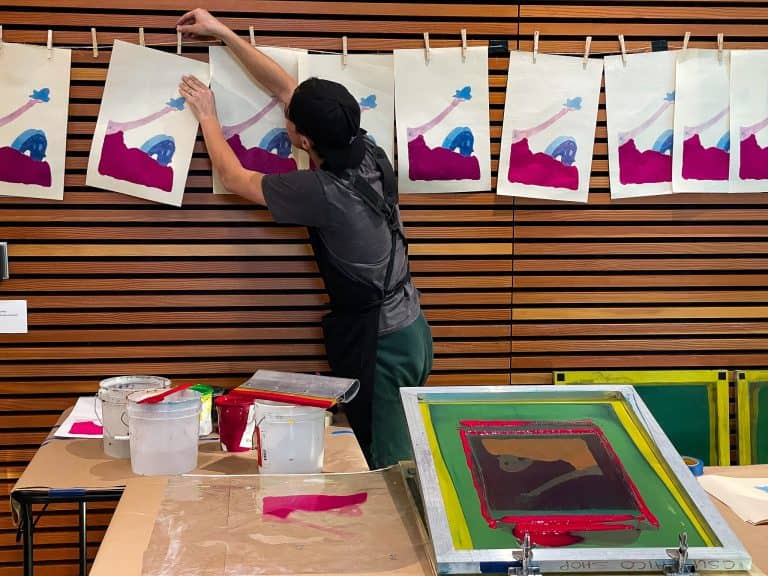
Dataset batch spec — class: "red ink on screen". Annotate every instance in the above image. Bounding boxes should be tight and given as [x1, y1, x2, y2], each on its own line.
[458, 419, 658, 547]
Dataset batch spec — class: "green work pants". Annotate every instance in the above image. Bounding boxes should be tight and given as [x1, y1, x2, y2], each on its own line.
[369, 312, 433, 469]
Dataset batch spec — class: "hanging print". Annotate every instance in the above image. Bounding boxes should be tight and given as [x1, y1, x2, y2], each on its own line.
[730, 50, 768, 192]
[0, 42, 71, 200]
[394, 46, 491, 193]
[497, 51, 602, 203]
[673, 49, 731, 193]
[86, 40, 209, 206]
[604, 51, 677, 199]
[305, 54, 395, 163]
[210, 46, 307, 194]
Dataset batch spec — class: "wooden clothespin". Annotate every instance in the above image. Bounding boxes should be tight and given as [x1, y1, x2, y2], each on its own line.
[717, 33, 724, 64]
[683, 31, 691, 50]
[532, 30, 539, 64]
[583, 36, 592, 69]
[0, 25, 4, 56]
[342, 36, 348, 67]
[139, 27, 145, 47]
[47, 29, 52, 60]
[177, 30, 182, 54]
[461, 28, 468, 63]
[618, 34, 627, 67]
[249, 25, 255, 47]
[91, 27, 98, 58]
[423, 32, 431, 64]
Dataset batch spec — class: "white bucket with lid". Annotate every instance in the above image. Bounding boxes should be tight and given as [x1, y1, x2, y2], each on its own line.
[254, 400, 326, 474]
[97, 375, 170, 458]
[127, 388, 201, 476]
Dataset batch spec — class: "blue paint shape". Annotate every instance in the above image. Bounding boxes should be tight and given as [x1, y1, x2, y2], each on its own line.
[653, 129, 674, 154]
[442, 127, 475, 157]
[544, 136, 578, 166]
[454, 86, 472, 101]
[258, 128, 293, 157]
[167, 97, 186, 111]
[31, 88, 50, 102]
[716, 131, 731, 152]
[11, 129, 48, 161]
[665, 91, 676, 102]
[360, 94, 377, 109]
[565, 97, 582, 111]
[331, 429, 354, 435]
[140, 135, 176, 166]
[756, 485, 768, 494]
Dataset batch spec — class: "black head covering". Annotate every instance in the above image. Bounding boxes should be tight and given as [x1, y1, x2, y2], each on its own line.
[287, 77, 366, 171]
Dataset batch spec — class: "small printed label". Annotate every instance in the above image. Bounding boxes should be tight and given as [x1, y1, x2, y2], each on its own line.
[0, 300, 27, 333]
[240, 404, 256, 449]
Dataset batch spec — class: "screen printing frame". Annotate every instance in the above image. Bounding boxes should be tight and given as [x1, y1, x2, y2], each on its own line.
[401, 385, 751, 575]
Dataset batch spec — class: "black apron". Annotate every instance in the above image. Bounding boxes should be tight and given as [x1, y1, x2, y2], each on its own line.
[307, 147, 409, 457]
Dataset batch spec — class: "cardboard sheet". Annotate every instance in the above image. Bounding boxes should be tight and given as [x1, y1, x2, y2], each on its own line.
[140, 468, 429, 575]
[12, 412, 366, 494]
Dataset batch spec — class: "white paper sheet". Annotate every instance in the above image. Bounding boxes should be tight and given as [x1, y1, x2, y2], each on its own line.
[699, 475, 768, 525]
[730, 49, 768, 193]
[305, 54, 395, 163]
[0, 43, 71, 200]
[210, 46, 308, 194]
[55, 397, 104, 439]
[86, 40, 210, 206]
[496, 51, 602, 203]
[605, 51, 677, 199]
[673, 49, 731, 193]
[0, 300, 27, 333]
[394, 46, 491, 193]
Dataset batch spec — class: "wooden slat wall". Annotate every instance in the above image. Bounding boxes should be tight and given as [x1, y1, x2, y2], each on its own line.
[511, 1, 768, 469]
[512, 1, 768, 386]
[0, 1, 515, 573]
[1, 0, 767, 573]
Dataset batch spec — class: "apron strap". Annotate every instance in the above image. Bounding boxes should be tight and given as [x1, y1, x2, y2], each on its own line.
[350, 150, 408, 293]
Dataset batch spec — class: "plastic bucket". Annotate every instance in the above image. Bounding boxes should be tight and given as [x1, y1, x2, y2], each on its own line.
[97, 375, 170, 458]
[127, 388, 201, 476]
[191, 384, 214, 436]
[254, 400, 326, 474]
[215, 394, 256, 452]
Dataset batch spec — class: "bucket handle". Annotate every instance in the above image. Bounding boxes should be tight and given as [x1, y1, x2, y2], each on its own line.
[93, 395, 103, 425]
[93, 395, 128, 431]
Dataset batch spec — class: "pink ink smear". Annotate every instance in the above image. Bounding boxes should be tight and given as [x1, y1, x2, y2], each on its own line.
[682, 134, 729, 181]
[68, 421, 103, 435]
[508, 138, 578, 191]
[98, 131, 173, 192]
[0, 146, 51, 187]
[262, 492, 368, 520]
[739, 134, 768, 180]
[227, 135, 297, 174]
[408, 135, 480, 182]
[618, 139, 672, 185]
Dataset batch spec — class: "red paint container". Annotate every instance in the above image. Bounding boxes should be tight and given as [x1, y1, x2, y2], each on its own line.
[215, 394, 256, 452]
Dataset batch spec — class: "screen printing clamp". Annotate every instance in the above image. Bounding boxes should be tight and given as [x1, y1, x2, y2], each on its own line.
[510, 533, 540, 576]
[665, 532, 696, 576]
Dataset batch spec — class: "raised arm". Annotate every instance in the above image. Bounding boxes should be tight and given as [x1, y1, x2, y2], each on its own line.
[177, 8, 297, 106]
[179, 75, 267, 206]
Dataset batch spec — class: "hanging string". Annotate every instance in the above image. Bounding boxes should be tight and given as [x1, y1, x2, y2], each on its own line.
[3, 32, 662, 59]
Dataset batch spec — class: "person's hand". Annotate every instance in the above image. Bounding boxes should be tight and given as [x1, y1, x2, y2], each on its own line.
[179, 75, 217, 122]
[176, 8, 229, 40]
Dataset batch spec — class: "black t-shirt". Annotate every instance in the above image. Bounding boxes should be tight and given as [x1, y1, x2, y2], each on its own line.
[262, 140, 421, 335]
